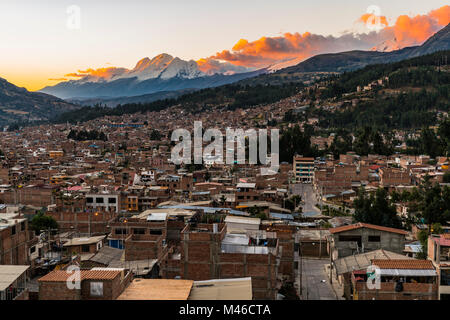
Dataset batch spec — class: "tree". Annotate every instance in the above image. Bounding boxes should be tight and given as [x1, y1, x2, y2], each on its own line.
[219, 195, 227, 206]
[353, 127, 371, 156]
[31, 212, 58, 234]
[419, 181, 450, 225]
[353, 188, 402, 228]
[444, 172, 450, 184]
[150, 129, 162, 141]
[419, 127, 443, 159]
[279, 125, 316, 163]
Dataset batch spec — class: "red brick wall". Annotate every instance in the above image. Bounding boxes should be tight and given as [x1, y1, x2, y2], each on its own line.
[39, 282, 81, 300]
[0, 222, 29, 265]
[354, 281, 438, 300]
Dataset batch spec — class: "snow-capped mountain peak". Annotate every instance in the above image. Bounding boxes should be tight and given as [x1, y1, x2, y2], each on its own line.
[371, 38, 401, 52]
[123, 54, 204, 80]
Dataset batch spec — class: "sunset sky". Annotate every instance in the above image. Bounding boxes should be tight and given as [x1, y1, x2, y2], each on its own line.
[0, 0, 449, 91]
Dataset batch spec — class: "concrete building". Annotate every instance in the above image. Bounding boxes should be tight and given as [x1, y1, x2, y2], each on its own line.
[329, 223, 408, 260]
[293, 156, 315, 183]
[85, 193, 120, 213]
[352, 259, 438, 300]
[428, 234, 450, 300]
[179, 223, 282, 299]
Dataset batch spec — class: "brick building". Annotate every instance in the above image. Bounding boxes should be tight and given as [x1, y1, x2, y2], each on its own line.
[428, 234, 450, 300]
[314, 164, 370, 195]
[179, 223, 282, 299]
[0, 214, 29, 265]
[352, 259, 438, 300]
[38, 268, 133, 300]
[379, 168, 411, 190]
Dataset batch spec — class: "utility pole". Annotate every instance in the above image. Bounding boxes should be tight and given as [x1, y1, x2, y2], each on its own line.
[329, 245, 333, 285]
[319, 229, 322, 259]
[299, 240, 303, 299]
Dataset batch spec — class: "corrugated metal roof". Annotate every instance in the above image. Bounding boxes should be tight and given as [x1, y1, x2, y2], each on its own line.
[379, 269, 437, 276]
[334, 250, 414, 275]
[0, 265, 30, 291]
[146, 212, 168, 221]
[225, 215, 261, 225]
[62, 235, 106, 247]
[189, 278, 252, 300]
[89, 246, 124, 265]
[269, 212, 294, 221]
[236, 183, 256, 189]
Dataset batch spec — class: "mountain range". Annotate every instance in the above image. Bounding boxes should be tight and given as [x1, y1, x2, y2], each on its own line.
[279, 23, 450, 74]
[39, 53, 260, 100]
[0, 23, 449, 126]
[0, 78, 77, 126]
[40, 24, 450, 102]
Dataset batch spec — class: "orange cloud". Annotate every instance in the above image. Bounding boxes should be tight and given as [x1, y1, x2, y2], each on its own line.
[199, 5, 449, 72]
[430, 5, 450, 25]
[48, 77, 68, 81]
[65, 72, 85, 78]
[385, 5, 450, 47]
[65, 67, 127, 80]
[359, 13, 389, 27]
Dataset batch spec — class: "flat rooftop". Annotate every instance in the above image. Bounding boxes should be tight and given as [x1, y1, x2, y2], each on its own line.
[0, 265, 30, 291]
[189, 277, 252, 300]
[117, 279, 193, 300]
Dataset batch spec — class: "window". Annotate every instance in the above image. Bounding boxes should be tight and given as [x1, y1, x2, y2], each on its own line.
[86, 197, 93, 203]
[338, 235, 362, 242]
[133, 228, 146, 235]
[96, 197, 104, 204]
[368, 236, 381, 242]
[441, 269, 450, 286]
[21, 221, 26, 231]
[30, 246, 36, 254]
[90, 282, 104, 297]
[11, 225, 16, 235]
[115, 228, 127, 235]
[108, 197, 116, 204]
[82, 245, 90, 253]
[150, 229, 162, 235]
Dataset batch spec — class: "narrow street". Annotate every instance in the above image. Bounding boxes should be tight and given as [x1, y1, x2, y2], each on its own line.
[291, 183, 342, 300]
[296, 258, 339, 300]
[291, 183, 321, 214]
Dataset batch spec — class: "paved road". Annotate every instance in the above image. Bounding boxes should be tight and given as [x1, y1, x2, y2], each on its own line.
[291, 183, 320, 214]
[297, 258, 339, 300]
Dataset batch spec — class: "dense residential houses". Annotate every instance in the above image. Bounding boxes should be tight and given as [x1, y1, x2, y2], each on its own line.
[0, 100, 448, 301]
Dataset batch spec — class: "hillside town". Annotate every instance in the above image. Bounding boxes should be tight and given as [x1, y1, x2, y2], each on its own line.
[0, 83, 449, 301]
[0, 2, 449, 305]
